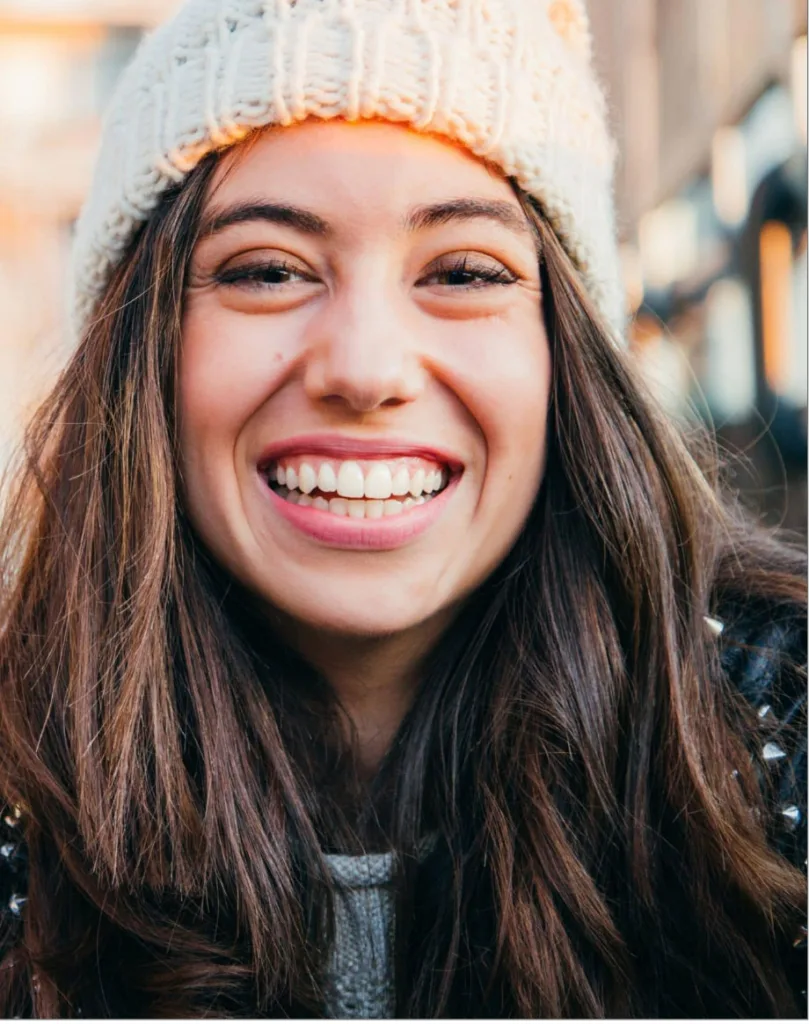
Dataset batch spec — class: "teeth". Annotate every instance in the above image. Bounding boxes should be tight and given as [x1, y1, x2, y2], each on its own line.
[347, 500, 365, 518]
[391, 467, 410, 497]
[409, 469, 425, 498]
[298, 462, 317, 494]
[271, 458, 451, 514]
[275, 486, 440, 517]
[337, 461, 365, 499]
[364, 464, 393, 500]
[318, 462, 337, 493]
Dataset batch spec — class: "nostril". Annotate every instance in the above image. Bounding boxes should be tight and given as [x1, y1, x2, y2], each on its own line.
[318, 393, 407, 414]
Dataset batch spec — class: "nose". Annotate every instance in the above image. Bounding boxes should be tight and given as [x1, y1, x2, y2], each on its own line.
[302, 283, 426, 414]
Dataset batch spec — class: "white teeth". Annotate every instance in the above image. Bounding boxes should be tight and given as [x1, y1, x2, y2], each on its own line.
[271, 458, 450, 517]
[337, 461, 365, 499]
[347, 500, 366, 518]
[277, 486, 438, 515]
[318, 462, 337, 493]
[298, 462, 317, 494]
[409, 469, 425, 497]
[391, 467, 410, 497]
[364, 464, 393, 500]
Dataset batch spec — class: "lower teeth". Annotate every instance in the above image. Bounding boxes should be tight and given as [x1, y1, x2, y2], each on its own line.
[271, 486, 434, 518]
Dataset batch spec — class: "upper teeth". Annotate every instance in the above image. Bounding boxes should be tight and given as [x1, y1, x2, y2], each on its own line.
[270, 458, 447, 500]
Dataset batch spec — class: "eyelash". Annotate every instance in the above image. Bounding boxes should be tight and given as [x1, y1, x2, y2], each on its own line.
[214, 254, 518, 292]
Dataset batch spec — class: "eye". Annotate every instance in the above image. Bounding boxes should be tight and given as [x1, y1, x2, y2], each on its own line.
[214, 258, 316, 291]
[417, 254, 519, 290]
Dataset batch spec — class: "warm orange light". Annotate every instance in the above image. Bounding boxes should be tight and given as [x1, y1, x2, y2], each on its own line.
[759, 220, 794, 395]
[0, 20, 104, 44]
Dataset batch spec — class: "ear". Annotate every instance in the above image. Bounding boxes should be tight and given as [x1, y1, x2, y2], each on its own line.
[546, 0, 593, 62]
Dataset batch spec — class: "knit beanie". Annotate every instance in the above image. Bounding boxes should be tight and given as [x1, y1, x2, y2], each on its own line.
[69, 0, 625, 342]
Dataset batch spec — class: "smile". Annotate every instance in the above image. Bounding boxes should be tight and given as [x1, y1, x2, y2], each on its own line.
[264, 455, 451, 519]
[256, 441, 463, 550]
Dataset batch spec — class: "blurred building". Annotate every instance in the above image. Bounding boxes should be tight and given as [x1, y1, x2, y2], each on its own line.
[0, 0, 183, 462]
[0, 0, 807, 531]
[589, 0, 808, 533]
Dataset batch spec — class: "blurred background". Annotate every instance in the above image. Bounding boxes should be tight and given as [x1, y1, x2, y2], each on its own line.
[0, 0, 806, 531]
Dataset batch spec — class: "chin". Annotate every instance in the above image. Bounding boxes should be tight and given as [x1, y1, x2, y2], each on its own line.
[286, 603, 429, 640]
[264, 582, 447, 640]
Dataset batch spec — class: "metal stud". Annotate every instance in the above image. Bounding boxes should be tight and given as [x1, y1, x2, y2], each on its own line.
[761, 741, 787, 763]
[7, 894, 26, 917]
[2, 805, 22, 829]
[756, 703, 777, 725]
[703, 615, 725, 637]
[781, 804, 801, 829]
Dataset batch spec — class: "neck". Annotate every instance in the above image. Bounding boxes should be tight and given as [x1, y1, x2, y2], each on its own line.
[278, 611, 456, 779]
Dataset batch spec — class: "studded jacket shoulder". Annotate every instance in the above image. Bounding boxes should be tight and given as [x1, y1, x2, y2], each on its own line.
[0, 605, 805, 1014]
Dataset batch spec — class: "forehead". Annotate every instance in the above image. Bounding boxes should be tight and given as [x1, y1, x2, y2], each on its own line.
[208, 119, 519, 227]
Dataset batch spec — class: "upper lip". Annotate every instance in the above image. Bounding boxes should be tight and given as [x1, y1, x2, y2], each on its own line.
[257, 433, 465, 471]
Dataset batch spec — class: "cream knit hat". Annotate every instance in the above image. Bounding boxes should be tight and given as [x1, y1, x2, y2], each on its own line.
[70, 0, 625, 341]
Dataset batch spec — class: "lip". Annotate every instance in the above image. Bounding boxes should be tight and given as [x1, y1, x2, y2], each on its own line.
[256, 433, 465, 473]
[260, 473, 462, 551]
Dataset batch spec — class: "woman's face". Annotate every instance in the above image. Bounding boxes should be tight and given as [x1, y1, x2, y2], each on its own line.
[180, 120, 551, 640]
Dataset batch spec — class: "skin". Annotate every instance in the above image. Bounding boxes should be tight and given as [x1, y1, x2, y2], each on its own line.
[180, 119, 551, 772]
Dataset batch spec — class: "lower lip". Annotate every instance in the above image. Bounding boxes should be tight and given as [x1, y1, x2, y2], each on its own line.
[261, 475, 461, 550]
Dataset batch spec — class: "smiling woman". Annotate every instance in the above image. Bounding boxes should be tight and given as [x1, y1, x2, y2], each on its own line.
[0, 0, 805, 1019]
[180, 123, 549, 653]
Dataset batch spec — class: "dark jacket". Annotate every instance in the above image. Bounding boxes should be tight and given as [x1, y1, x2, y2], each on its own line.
[0, 603, 805, 1017]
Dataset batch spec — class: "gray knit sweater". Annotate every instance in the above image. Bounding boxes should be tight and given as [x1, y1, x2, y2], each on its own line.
[322, 851, 397, 1018]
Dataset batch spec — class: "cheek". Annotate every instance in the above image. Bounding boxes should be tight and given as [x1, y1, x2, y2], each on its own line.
[178, 304, 291, 452]
[440, 310, 551, 473]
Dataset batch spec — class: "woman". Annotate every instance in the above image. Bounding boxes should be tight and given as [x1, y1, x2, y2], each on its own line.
[0, 0, 804, 1017]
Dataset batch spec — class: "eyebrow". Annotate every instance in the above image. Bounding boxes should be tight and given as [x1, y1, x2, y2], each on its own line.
[199, 197, 535, 243]
[403, 197, 534, 241]
[201, 201, 331, 238]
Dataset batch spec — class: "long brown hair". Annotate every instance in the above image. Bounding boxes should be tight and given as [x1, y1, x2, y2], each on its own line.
[0, 145, 804, 1017]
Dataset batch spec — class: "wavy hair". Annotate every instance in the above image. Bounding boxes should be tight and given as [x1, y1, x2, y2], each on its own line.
[0, 146, 804, 1017]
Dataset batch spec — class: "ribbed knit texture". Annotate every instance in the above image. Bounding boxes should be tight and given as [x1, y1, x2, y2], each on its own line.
[323, 852, 396, 1018]
[69, 0, 626, 344]
[321, 832, 437, 1018]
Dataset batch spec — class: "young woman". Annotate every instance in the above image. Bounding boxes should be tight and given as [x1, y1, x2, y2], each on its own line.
[0, 0, 805, 1017]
